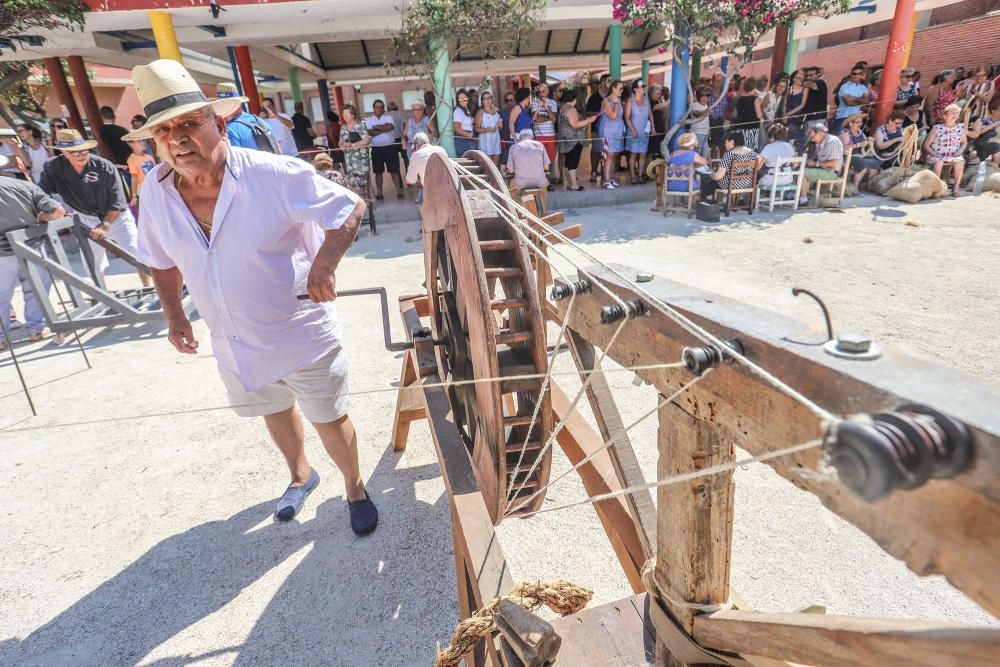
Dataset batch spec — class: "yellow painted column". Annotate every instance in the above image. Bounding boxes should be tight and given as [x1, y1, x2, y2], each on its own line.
[149, 11, 183, 63]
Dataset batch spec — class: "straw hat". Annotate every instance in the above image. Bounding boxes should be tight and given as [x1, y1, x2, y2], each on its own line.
[52, 128, 98, 152]
[124, 59, 248, 140]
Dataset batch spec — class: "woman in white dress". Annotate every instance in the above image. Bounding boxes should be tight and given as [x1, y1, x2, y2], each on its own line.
[474, 92, 503, 166]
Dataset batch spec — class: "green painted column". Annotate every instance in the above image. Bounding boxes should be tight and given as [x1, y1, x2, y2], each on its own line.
[784, 23, 799, 74]
[288, 68, 303, 103]
[641, 59, 649, 86]
[691, 50, 702, 81]
[609, 24, 622, 80]
[432, 38, 456, 157]
[539, 65, 547, 85]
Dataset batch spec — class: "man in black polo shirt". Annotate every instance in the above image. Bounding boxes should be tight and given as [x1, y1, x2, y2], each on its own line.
[291, 102, 317, 153]
[586, 74, 611, 182]
[99, 106, 133, 167]
[803, 67, 830, 130]
[0, 155, 67, 348]
[39, 129, 149, 287]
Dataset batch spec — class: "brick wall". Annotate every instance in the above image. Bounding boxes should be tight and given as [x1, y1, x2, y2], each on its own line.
[707, 13, 1000, 108]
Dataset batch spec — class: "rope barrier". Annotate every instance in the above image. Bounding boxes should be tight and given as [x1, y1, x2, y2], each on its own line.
[0, 360, 687, 434]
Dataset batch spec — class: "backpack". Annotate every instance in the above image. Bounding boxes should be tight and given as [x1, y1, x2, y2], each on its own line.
[231, 116, 281, 154]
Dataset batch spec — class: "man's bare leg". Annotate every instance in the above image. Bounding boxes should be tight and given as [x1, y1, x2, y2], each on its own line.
[138, 270, 152, 288]
[311, 414, 366, 501]
[263, 407, 313, 486]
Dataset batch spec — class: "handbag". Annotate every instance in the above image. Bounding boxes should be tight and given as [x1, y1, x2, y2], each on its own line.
[347, 130, 362, 143]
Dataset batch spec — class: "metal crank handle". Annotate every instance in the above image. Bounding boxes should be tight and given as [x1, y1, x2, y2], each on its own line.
[296, 286, 412, 352]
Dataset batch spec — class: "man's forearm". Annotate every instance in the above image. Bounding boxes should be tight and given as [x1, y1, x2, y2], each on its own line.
[316, 200, 365, 270]
[104, 208, 122, 225]
[151, 267, 187, 322]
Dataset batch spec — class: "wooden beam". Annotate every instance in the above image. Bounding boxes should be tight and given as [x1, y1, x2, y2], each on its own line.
[655, 403, 734, 634]
[693, 609, 1000, 667]
[557, 265, 1000, 617]
[567, 330, 657, 559]
[551, 383, 647, 593]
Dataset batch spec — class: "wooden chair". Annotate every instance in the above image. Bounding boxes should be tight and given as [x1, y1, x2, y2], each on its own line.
[757, 156, 806, 212]
[812, 146, 853, 208]
[661, 163, 699, 218]
[716, 157, 760, 215]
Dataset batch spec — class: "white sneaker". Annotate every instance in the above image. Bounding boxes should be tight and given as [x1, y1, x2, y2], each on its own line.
[610, 179, 620, 187]
[603, 182, 617, 190]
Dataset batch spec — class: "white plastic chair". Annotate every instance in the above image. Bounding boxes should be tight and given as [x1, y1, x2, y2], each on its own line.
[757, 156, 806, 212]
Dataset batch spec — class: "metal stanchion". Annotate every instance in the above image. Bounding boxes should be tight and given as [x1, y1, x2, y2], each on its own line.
[44, 262, 91, 369]
[0, 314, 36, 416]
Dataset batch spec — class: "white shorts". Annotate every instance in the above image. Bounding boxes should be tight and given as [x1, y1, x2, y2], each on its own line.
[77, 210, 139, 275]
[217, 346, 351, 423]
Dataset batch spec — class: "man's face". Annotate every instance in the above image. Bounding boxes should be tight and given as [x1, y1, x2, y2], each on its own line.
[62, 149, 91, 169]
[131, 118, 144, 130]
[373, 102, 385, 116]
[16, 126, 31, 141]
[504, 94, 514, 108]
[712, 73, 723, 86]
[600, 75, 610, 89]
[150, 109, 226, 175]
[810, 130, 825, 144]
[849, 68, 864, 83]
[294, 102, 304, 114]
[956, 67, 965, 77]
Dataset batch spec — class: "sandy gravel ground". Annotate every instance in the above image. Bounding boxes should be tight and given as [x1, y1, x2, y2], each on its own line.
[1, 193, 997, 666]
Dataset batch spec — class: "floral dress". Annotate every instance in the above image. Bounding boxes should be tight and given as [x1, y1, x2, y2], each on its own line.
[931, 87, 957, 124]
[927, 123, 965, 164]
[339, 122, 372, 189]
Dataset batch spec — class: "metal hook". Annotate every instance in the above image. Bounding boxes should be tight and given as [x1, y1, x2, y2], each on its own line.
[783, 287, 834, 346]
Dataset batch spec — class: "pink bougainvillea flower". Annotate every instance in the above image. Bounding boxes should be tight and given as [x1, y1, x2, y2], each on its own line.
[657, 46, 667, 54]
[634, 17, 644, 25]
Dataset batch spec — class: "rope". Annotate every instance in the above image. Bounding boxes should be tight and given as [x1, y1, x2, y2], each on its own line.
[640, 558, 733, 614]
[434, 579, 593, 667]
[855, 123, 920, 170]
[505, 368, 710, 517]
[0, 360, 688, 434]
[453, 163, 840, 426]
[515, 438, 828, 520]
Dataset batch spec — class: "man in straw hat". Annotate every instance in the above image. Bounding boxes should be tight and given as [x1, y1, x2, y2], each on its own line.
[0, 154, 67, 349]
[38, 128, 150, 287]
[127, 59, 378, 534]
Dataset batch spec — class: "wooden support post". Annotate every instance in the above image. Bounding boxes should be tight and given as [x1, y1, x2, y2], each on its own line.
[567, 330, 657, 558]
[655, 402, 735, 636]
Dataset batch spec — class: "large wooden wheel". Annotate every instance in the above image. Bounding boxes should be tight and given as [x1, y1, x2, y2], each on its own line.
[422, 150, 552, 524]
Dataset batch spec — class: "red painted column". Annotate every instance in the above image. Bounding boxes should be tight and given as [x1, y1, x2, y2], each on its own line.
[334, 85, 345, 114]
[233, 46, 261, 115]
[65, 56, 111, 161]
[43, 57, 85, 136]
[873, 0, 917, 127]
[770, 25, 789, 83]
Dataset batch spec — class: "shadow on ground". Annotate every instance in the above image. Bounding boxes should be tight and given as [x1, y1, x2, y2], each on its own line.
[0, 446, 456, 667]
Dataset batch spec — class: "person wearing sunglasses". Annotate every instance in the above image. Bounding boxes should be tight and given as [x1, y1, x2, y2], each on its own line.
[833, 67, 870, 135]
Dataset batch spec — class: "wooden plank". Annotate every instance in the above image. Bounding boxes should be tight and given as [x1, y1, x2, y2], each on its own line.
[656, 403, 735, 634]
[551, 383, 647, 593]
[557, 265, 1000, 617]
[391, 350, 420, 451]
[547, 594, 656, 666]
[566, 330, 657, 560]
[693, 609, 1000, 667]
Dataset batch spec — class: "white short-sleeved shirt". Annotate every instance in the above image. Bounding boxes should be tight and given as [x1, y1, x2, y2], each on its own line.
[453, 107, 474, 134]
[530, 98, 558, 136]
[365, 114, 396, 147]
[137, 147, 361, 391]
[265, 113, 297, 156]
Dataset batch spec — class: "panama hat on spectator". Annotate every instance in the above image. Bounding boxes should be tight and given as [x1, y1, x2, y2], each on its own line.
[51, 128, 97, 152]
[124, 59, 248, 140]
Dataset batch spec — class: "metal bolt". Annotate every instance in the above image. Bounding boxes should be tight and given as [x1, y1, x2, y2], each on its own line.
[836, 332, 872, 353]
[636, 272, 654, 283]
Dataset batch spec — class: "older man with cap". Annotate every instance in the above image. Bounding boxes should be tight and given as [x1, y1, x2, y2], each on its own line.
[126, 59, 377, 534]
[38, 129, 150, 288]
[507, 128, 550, 191]
[405, 132, 448, 207]
[0, 154, 67, 349]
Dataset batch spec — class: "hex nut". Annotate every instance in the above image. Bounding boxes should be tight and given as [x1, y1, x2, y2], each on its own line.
[837, 332, 873, 353]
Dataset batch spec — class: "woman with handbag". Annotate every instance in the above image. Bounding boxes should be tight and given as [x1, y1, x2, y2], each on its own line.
[338, 105, 372, 191]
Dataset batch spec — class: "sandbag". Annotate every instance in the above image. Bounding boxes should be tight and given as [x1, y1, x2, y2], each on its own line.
[886, 169, 947, 203]
[870, 164, 923, 194]
[962, 162, 999, 189]
[985, 172, 1000, 193]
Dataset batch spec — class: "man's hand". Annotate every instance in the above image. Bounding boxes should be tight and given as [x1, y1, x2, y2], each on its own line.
[306, 260, 337, 302]
[167, 316, 199, 354]
[89, 223, 110, 241]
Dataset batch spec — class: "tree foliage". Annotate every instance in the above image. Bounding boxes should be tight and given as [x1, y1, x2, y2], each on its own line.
[612, 0, 851, 61]
[0, 0, 88, 47]
[385, 0, 547, 78]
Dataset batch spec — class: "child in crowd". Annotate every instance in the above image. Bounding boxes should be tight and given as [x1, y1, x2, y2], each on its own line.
[312, 152, 347, 187]
[126, 140, 156, 209]
[689, 88, 712, 159]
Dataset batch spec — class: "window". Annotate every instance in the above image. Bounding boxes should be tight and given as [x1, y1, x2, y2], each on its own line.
[310, 97, 323, 121]
[402, 89, 426, 109]
[362, 92, 387, 113]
